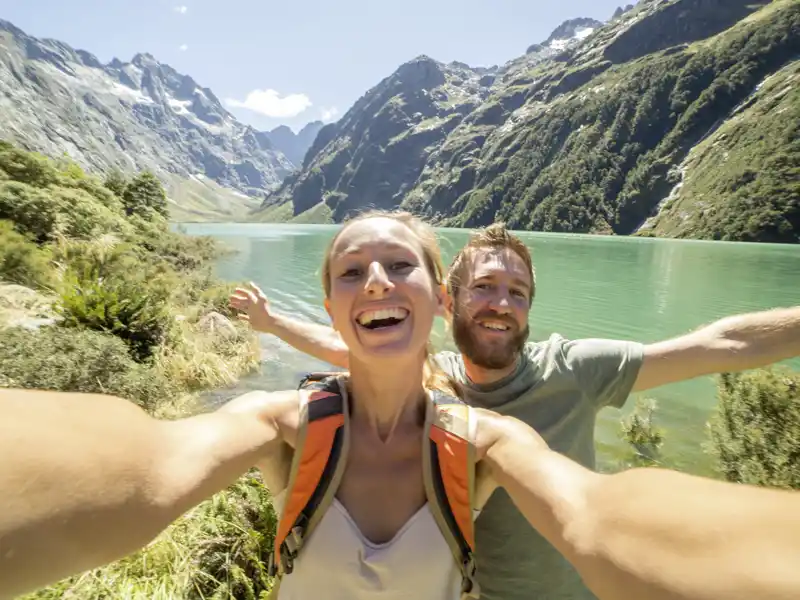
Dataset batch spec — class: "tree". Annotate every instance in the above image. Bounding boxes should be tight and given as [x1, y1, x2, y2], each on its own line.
[103, 168, 129, 198]
[121, 171, 169, 219]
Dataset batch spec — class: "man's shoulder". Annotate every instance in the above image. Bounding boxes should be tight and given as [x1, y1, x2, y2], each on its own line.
[523, 333, 645, 373]
[523, 333, 569, 362]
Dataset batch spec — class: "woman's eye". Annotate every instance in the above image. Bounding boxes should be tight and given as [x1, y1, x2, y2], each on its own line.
[340, 268, 361, 278]
[391, 261, 413, 271]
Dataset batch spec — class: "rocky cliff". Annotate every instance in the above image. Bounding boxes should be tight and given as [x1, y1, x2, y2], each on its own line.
[256, 0, 799, 243]
[0, 19, 296, 220]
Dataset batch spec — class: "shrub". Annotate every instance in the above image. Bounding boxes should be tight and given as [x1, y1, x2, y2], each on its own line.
[0, 326, 175, 412]
[619, 397, 665, 467]
[103, 167, 129, 197]
[48, 186, 132, 240]
[185, 473, 277, 600]
[0, 141, 59, 188]
[0, 220, 53, 289]
[0, 181, 62, 242]
[708, 367, 800, 490]
[57, 270, 172, 363]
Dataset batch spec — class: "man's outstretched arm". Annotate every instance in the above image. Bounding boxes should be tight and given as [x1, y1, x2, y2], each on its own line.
[0, 388, 286, 599]
[481, 412, 800, 600]
[633, 305, 800, 392]
[230, 282, 350, 368]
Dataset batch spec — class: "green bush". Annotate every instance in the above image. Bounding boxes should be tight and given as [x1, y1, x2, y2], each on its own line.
[103, 167, 129, 197]
[48, 186, 132, 239]
[57, 269, 172, 363]
[185, 473, 278, 600]
[0, 326, 175, 411]
[0, 141, 59, 188]
[0, 220, 53, 289]
[619, 397, 665, 467]
[708, 367, 800, 489]
[0, 181, 63, 242]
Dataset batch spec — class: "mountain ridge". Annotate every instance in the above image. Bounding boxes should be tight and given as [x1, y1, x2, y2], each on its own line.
[254, 0, 799, 243]
[0, 18, 321, 221]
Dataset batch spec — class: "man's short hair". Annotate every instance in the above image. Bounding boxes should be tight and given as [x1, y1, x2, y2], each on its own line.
[446, 222, 536, 305]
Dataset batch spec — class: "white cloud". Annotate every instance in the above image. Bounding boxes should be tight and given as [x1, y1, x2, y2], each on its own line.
[320, 106, 340, 122]
[225, 89, 312, 118]
[179, 44, 188, 51]
[174, 5, 188, 14]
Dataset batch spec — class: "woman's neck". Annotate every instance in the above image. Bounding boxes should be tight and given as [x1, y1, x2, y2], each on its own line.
[347, 355, 427, 444]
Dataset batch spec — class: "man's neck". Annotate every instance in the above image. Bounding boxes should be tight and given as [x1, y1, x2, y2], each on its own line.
[463, 354, 521, 386]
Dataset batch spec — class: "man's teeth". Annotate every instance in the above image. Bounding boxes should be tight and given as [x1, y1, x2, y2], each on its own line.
[480, 322, 510, 331]
[357, 308, 408, 325]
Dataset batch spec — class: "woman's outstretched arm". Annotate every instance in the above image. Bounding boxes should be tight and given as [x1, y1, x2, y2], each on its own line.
[0, 388, 289, 599]
[479, 411, 800, 600]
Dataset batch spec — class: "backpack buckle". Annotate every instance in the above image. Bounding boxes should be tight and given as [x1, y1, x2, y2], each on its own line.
[460, 553, 479, 597]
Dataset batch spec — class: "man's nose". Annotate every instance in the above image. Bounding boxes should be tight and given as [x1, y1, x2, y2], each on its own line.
[488, 291, 512, 314]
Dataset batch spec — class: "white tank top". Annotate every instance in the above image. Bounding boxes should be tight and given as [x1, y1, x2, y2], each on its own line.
[274, 492, 467, 600]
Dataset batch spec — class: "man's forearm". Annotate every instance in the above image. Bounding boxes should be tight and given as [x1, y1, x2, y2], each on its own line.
[0, 389, 278, 598]
[709, 305, 800, 370]
[635, 306, 800, 391]
[485, 417, 800, 600]
[265, 312, 350, 368]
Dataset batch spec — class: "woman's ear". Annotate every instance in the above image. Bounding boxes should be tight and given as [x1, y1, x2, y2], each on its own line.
[441, 285, 454, 318]
[435, 284, 447, 318]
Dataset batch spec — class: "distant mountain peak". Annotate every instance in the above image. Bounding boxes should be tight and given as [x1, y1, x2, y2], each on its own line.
[0, 18, 295, 202]
[265, 121, 325, 166]
[542, 17, 604, 50]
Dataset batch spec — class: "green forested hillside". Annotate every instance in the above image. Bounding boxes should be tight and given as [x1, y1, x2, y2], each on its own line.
[257, 0, 799, 243]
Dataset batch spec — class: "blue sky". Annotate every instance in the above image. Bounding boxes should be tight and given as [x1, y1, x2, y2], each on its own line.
[1, 0, 626, 132]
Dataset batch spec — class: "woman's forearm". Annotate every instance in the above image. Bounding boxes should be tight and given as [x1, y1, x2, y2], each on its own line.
[0, 389, 280, 599]
[485, 415, 800, 600]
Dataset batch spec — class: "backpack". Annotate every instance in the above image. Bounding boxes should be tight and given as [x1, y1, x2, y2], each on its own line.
[266, 372, 480, 599]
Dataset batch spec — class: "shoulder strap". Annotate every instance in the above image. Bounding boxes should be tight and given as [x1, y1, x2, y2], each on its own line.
[268, 372, 350, 580]
[423, 392, 480, 600]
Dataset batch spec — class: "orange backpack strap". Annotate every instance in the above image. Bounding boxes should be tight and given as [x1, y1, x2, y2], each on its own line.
[423, 392, 480, 600]
[268, 372, 350, 580]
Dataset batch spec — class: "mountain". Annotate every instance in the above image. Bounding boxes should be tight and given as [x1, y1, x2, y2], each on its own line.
[265, 121, 325, 167]
[255, 0, 799, 243]
[0, 19, 295, 221]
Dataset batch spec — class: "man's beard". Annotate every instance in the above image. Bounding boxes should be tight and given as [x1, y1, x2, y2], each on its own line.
[452, 307, 529, 371]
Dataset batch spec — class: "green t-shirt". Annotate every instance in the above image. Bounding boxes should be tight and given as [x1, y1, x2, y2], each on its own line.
[435, 333, 644, 600]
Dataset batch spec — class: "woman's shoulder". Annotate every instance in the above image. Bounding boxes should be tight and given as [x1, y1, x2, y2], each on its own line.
[217, 388, 303, 446]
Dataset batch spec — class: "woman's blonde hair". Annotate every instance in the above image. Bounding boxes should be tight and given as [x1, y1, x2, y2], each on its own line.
[321, 209, 459, 398]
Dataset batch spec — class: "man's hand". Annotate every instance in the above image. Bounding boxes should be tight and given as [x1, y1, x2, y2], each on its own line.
[230, 282, 275, 333]
[633, 305, 800, 392]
